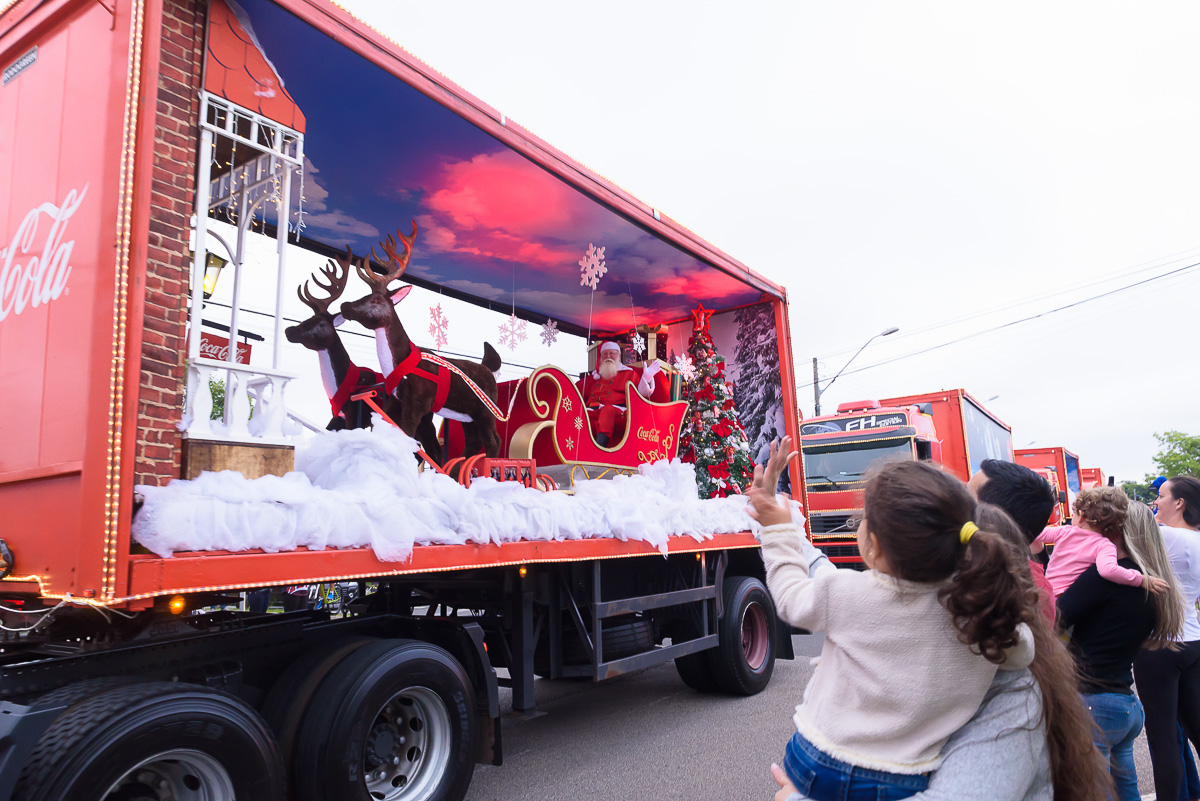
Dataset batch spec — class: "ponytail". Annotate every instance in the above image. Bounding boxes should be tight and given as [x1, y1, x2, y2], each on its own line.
[939, 527, 1037, 662]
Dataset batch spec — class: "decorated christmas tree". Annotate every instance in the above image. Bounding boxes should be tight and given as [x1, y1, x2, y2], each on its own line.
[677, 304, 755, 498]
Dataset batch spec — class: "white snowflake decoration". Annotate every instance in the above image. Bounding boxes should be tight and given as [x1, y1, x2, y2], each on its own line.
[540, 318, 559, 347]
[631, 332, 646, 357]
[428, 304, 449, 349]
[673, 353, 697, 382]
[565, 436, 575, 450]
[578, 243, 607, 289]
[573, 416, 583, 431]
[562, 397, 573, 413]
[498, 313, 528, 350]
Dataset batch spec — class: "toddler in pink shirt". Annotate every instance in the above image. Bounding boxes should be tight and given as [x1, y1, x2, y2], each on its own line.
[1031, 487, 1168, 597]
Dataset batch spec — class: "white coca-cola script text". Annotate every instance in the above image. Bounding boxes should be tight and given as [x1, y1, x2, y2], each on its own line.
[0, 185, 87, 322]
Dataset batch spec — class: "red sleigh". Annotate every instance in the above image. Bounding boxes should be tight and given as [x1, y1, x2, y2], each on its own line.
[494, 365, 688, 474]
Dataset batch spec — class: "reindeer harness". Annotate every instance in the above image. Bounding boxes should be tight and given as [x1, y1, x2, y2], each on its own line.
[383, 345, 453, 414]
[329, 364, 384, 418]
[382, 345, 509, 420]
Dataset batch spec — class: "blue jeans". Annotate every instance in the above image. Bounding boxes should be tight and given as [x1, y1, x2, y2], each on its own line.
[1179, 722, 1200, 801]
[1083, 692, 1145, 801]
[783, 732, 929, 801]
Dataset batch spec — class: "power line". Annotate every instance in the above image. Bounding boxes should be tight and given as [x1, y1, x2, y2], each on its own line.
[799, 259, 1200, 390]
[816, 245, 1200, 360]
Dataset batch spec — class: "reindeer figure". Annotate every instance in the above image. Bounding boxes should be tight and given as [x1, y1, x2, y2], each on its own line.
[340, 222, 503, 460]
[284, 251, 399, 431]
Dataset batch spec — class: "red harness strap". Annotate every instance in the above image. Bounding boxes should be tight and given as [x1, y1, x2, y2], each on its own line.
[329, 364, 383, 418]
[384, 345, 452, 413]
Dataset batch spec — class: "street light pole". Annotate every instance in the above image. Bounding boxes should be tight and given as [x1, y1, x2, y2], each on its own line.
[813, 326, 899, 416]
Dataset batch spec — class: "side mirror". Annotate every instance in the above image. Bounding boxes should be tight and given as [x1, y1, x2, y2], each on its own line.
[930, 440, 943, 463]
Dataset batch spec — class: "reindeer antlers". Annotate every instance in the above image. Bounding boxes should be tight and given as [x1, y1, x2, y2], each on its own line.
[359, 221, 419, 292]
[297, 246, 353, 315]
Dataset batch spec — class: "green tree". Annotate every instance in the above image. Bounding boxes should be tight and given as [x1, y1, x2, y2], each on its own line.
[1122, 481, 1156, 504]
[1152, 430, 1200, 478]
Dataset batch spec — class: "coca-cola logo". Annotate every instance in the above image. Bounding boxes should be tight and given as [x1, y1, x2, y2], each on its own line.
[0, 185, 87, 322]
[199, 332, 252, 364]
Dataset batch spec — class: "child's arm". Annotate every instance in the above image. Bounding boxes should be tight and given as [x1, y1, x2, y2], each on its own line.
[1029, 526, 1060, 556]
[747, 461, 833, 631]
[756, 523, 833, 630]
[1093, 537, 1154, 590]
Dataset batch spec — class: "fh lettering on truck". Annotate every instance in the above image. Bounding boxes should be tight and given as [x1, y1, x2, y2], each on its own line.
[0, 185, 87, 322]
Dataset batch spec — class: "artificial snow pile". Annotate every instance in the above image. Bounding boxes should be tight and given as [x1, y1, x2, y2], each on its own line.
[132, 422, 798, 562]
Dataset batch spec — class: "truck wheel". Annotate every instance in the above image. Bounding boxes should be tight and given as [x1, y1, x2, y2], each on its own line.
[674, 650, 719, 692]
[13, 682, 285, 801]
[710, 576, 777, 696]
[20, 675, 137, 709]
[293, 639, 476, 801]
[262, 635, 375, 768]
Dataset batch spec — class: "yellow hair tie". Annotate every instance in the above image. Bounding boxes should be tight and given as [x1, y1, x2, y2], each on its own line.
[960, 521, 979, 545]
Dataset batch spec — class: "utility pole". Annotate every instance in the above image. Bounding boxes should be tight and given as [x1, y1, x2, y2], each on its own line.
[812, 357, 821, 416]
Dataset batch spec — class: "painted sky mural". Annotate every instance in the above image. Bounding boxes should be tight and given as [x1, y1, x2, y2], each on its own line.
[230, 0, 766, 334]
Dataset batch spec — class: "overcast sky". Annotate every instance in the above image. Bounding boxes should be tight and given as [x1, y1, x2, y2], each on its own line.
[334, 0, 1200, 482]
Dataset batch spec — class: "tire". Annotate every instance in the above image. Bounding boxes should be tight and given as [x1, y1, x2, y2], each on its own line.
[293, 639, 477, 801]
[674, 650, 720, 692]
[13, 682, 286, 801]
[709, 575, 777, 696]
[261, 636, 376, 769]
[16, 675, 137, 709]
[535, 618, 654, 676]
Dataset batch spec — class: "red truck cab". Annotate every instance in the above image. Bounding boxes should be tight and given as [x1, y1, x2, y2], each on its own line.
[800, 390, 1012, 566]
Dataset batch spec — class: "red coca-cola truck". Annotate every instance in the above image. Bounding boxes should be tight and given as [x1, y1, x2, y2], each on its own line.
[799, 389, 1012, 566]
[0, 1, 805, 799]
[1016, 446, 1082, 524]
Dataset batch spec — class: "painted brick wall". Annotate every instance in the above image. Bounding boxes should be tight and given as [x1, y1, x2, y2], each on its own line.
[135, 0, 205, 487]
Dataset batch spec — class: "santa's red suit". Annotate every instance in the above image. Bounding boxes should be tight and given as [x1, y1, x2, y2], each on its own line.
[577, 370, 639, 439]
[575, 345, 660, 443]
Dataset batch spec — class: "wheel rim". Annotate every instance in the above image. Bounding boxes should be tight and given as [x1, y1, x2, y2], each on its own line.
[103, 748, 235, 801]
[740, 601, 770, 671]
[362, 686, 452, 801]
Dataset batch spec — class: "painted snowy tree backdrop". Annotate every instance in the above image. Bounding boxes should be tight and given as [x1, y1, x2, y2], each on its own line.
[731, 303, 785, 468]
[678, 306, 755, 499]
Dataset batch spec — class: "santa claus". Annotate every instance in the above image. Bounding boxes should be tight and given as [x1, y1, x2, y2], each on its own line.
[576, 341, 662, 447]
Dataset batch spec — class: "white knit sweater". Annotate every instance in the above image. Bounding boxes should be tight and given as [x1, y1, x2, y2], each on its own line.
[759, 523, 1034, 775]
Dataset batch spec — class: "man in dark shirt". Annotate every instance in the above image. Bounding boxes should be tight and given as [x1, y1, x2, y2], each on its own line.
[1058, 557, 1156, 800]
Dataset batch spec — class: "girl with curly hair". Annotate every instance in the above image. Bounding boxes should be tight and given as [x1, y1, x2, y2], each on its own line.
[1031, 486, 1169, 597]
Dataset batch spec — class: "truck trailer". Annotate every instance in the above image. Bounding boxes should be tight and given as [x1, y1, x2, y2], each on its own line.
[1016, 446, 1082, 524]
[0, 1, 806, 799]
[799, 389, 1012, 566]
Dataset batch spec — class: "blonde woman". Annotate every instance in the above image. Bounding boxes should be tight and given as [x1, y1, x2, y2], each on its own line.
[1122, 502, 1186, 648]
[1056, 500, 1182, 800]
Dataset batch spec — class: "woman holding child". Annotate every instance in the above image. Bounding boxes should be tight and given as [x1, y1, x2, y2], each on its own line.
[749, 441, 1109, 801]
[1055, 493, 1183, 800]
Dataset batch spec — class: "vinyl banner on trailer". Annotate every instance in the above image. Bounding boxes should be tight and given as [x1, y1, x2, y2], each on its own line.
[0, 0, 133, 599]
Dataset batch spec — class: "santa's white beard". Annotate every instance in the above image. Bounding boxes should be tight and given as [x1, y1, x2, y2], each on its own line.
[598, 360, 619, 380]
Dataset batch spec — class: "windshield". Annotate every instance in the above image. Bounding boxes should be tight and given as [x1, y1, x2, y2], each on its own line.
[803, 439, 914, 489]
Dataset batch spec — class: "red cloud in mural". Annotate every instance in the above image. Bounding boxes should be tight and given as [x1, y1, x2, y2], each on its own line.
[413, 150, 622, 268]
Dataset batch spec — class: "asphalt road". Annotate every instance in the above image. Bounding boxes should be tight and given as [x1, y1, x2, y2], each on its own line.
[466, 635, 1176, 801]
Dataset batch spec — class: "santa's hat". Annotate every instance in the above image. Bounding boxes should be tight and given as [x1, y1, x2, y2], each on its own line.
[599, 341, 621, 354]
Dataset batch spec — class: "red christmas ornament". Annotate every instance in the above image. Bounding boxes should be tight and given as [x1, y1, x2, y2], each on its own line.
[690, 303, 713, 335]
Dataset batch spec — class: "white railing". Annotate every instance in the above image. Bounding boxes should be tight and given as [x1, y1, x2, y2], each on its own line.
[185, 359, 296, 445]
[184, 91, 307, 447]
